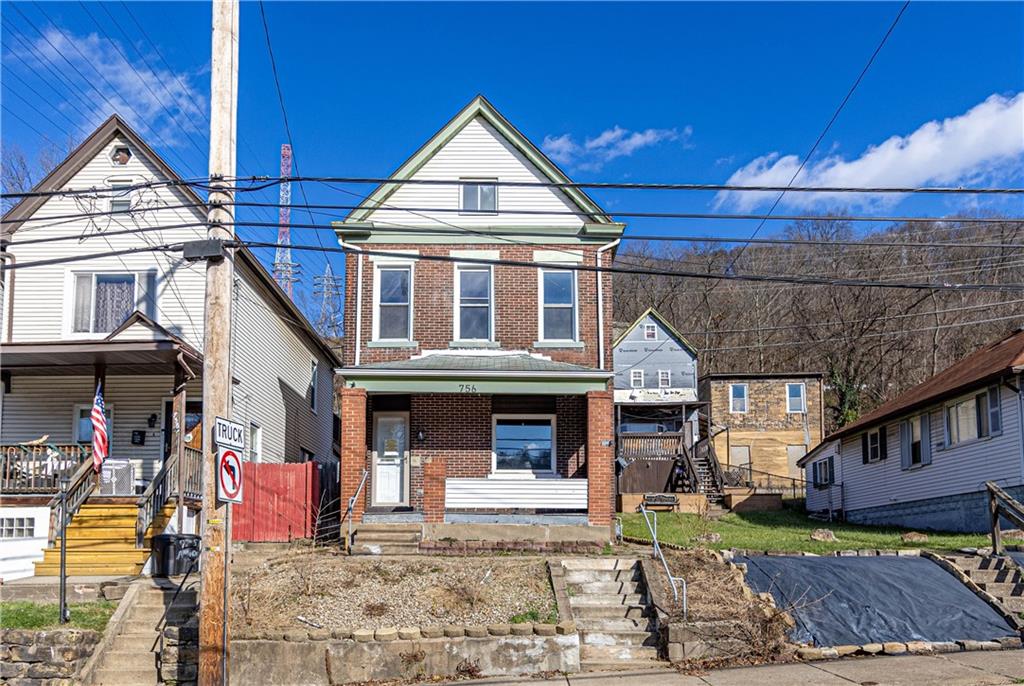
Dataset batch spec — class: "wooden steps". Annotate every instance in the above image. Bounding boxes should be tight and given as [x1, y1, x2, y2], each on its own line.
[33, 502, 172, 576]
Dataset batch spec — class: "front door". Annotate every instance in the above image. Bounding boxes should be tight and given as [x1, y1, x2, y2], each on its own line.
[373, 413, 408, 506]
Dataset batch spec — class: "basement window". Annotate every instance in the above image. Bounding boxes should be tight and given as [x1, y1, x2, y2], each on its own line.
[0, 517, 36, 539]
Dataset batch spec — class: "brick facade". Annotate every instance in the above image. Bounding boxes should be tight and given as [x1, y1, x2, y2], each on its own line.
[586, 390, 614, 525]
[339, 387, 368, 523]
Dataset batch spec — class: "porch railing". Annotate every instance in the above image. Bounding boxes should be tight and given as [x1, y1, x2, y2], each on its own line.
[618, 432, 686, 460]
[723, 465, 808, 501]
[46, 458, 97, 547]
[136, 447, 203, 547]
[693, 438, 725, 494]
[2, 444, 92, 494]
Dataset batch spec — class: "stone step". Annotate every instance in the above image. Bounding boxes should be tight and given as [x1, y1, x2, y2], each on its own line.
[574, 617, 657, 632]
[569, 593, 645, 607]
[580, 644, 661, 662]
[965, 569, 1021, 584]
[92, 667, 159, 685]
[354, 531, 421, 543]
[564, 569, 640, 584]
[351, 541, 420, 555]
[94, 649, 158, 670]
[979, 582, 1024, 596]
[561, 558, 638, 571]
[121, 617, 190, 634]
[580, 629, 659, 647]
[1000, 596, 1024, 612]
[569, 580, 642, 595]
[571, 604, 648, 620]
[110, 635, 160, 652]
[354, 523, 422, 533]
[128, 605, 197, 622]
[946, 556, 1010, 570]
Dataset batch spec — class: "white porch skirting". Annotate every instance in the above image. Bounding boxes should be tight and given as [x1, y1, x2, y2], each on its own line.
[445, 478, 588, 510]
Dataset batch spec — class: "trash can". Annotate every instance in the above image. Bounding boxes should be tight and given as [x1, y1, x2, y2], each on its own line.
[151, 533, 201, 577]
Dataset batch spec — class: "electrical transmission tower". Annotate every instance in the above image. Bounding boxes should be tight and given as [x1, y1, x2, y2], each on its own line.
[313, 262, 343, 338]
[272, 143, 300, 296]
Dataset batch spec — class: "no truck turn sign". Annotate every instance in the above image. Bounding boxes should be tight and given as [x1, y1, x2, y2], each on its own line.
[215, 417, 244, 504]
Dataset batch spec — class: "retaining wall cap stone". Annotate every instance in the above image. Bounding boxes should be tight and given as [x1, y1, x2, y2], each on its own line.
[533, 624, 556, 637]
[487, 624, 511, 636]
[860, 643, 883, 654]
[443, 626, 466, 638]
[375, 628, 398, 641]
[284, 630, 308, 642]
[882, 642, 907, 654]
[353, 629, 374, 642]
[465, 626, 488, 638]
[331, 629, 353, 640]
[398, 627, 421, 640]
[834, 645, 859, 656]
[308, 630, 331, 641]
[510, 624, 534, 636]
[421, 627, 444, 639]
[555, 622, 576, 635]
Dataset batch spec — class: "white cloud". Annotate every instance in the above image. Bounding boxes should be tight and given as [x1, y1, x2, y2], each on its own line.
[543, 124, 691, 172]
[11, 26, 208, 149]
[716, 92, 1024, 211]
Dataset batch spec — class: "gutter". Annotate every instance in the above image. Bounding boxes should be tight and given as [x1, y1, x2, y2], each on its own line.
[339, 240, 364, 366]
[0, 247, 14, 342]
[596, 238, 620, 370]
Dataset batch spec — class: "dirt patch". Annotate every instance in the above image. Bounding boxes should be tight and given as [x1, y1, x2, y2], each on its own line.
[231, 548, 557, 632]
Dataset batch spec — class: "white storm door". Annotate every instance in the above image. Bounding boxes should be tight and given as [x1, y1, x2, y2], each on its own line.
[373, 413, 408, 505]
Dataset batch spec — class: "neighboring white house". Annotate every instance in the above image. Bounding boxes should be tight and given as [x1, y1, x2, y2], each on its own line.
[0, 115, 339, 578]
[798, 328, 1024, 532]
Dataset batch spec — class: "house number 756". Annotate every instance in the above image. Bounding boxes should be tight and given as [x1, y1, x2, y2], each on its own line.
[458, 384, 478, 393]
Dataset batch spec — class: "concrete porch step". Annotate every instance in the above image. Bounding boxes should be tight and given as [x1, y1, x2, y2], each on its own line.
[561, 558, 638, 571]
[353, 531, 421, 543]
[580, 629, 659, 647]
[127, 605, 196, 622]
[569, 593, 645, 607]
[574, 617, 656, 632]
[92, 667, 158, 685]
[967, 569, 1021, 584]
[351, 542, 420, 555]
[564, 569, 640, 584]
[999, 597, 1024, 611]
[979, 582, 1024, 596]
[94, 649, 158, 670]
[569, 580, 642, 595]
[580, 644, 661, 661]
[571, 604, 648, 620]
[354, 523, 422, 533]
[945, 556, 1011, 570]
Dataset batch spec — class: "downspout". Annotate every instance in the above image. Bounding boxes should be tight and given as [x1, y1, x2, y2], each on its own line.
[596, 238, 620, 370]
[340, 241, 364, 366]
[0, 246, 15, 343]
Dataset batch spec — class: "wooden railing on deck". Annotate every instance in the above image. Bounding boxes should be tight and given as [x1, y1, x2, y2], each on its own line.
[618, 432, 686, 460]
[46, 458, 97, 547]
[2, 444, 92, 493]
[723, 465, 809, 501]
[986, 481, 1024, 555]
[136, 447, 203, 547]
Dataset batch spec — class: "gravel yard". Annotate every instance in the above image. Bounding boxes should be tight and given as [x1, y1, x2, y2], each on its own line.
[231, 549, 557, 632]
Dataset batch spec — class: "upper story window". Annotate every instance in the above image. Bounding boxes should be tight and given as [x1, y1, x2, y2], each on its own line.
[729, 383, 748, 413]
[644, 324, 657, 340]
[111, 146, 132, 165]
[109, 180, 132, 214]
[72, 272, 138, 334]
[630, 369, 644, 388]
[658, 370, 671, 388]
[944, 386, 1001, 446]
[455, 265, 492, 341]
[461, 179, 497, 214]
[374, 265, 413, 341]
[539, 269, 576, 341]
[786, 383, 806, 413]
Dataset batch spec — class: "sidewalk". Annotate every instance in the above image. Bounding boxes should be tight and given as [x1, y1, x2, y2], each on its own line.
[454, 650, 1024, 686]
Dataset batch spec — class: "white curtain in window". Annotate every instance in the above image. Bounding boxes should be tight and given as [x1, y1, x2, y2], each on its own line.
[93, 275, 135, 332]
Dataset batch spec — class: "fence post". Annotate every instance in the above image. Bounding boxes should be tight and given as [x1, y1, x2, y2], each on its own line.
[989, 488, 1003, 555]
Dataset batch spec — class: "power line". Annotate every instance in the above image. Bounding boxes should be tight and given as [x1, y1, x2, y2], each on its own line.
[4, 243, 181, 271]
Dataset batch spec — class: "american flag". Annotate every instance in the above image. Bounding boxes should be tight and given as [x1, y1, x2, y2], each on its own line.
[91, 383, 109, 472]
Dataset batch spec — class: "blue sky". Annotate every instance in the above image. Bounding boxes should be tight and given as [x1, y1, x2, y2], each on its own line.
[3, 1, 1023, 319]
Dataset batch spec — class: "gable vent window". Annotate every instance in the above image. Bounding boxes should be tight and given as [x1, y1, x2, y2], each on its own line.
[111, 146, 132, 165]
[644, 324, 657, 340]
[461, 179, 497, 214]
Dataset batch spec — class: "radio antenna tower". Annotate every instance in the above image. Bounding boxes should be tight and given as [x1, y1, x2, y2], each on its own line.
[313, 262, 343, 338]
[272, 144, 299, 296]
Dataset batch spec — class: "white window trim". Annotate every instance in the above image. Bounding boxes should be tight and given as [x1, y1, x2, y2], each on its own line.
[658, 370, 671, 388]
[371, 260, 415, 342]
[491, 413, 557, 478]
[537, 267, 578, 342]
[630, 369, 645, 388]
[643, 324, 657, 340]
[729, 383, 748, 414]
[64, 270, 146, 338]
[108, 178, 133, 213]
[459, 177, 498, 215]
[786, 383, 807, 414]
[309, 360, 319, 414]
[73, 403, 114, 444]
[866, 428, 882, 463]
[248, 421, 262, 463]
[452, 263, 495, 342]
[942, 386, 1001, 448]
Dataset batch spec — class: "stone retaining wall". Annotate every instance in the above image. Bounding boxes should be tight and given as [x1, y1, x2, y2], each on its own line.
[1, 628, 100, 685]
[418, 539, 602, 555]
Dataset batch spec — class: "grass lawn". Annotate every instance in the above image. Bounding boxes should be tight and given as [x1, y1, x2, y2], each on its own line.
[0, 600, 117, 632]
[620, 508, 991, 554]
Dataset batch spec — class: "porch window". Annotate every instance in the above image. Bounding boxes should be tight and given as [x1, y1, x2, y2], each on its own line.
[786, 383, 806, 413]
[493, 415, 555, 473]
[455, 265, 492, 340]
[73, 273, 140, 334]
[74, 404, 113, 445]
[375, 265, 412, 340]
[461, 179, 497, 214]
[630, 369, 644, 388]
[729, 384, 748, 413]
[539, 269, 576, 341]
[658, 370, 671, 388]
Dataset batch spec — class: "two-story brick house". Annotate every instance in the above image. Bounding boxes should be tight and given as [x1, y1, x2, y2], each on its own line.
[699, 372, 824, 480]
[335, 97, 623, 549]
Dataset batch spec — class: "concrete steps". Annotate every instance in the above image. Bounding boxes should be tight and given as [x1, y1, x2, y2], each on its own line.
[351, 523, 422, 555]
[944, 554, 1024, 615]
[562, 557, 664, 671]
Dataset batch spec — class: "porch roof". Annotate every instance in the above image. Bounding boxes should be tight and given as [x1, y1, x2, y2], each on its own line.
[338, 353, 612, 394]
[0, 339, 201, 376]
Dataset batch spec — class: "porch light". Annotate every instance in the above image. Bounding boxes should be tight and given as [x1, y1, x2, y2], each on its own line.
[147, 414, 158, 428]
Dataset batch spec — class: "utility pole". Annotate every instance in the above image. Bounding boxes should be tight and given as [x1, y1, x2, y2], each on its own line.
[198, 1, 239, 684]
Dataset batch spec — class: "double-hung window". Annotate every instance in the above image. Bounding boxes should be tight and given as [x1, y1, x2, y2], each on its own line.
[630, 369, 644, 388]
[455, 266, 492, 340]
[729, 384, 748, 413]
[109, 180, 132, 214]
[812, 457, 834, 488]
[461, 179, 497, 214]
[248, 422, 262, 462]
[493, 415, 555, 474]
[786, 383, 806, 413]
[658, 370, 671, 388]
[71, 272, 146, 334]
[909, 416, 923, 466]
[945, 386, 1002, 446]
[375, 265, 412, 340]
[539, 269, 576, 341]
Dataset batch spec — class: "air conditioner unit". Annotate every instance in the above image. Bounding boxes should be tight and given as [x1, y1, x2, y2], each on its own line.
[98, 459, 136, 496]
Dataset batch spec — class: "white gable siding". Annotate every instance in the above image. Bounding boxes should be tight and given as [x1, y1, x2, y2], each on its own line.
[804, 440, 842, 513]
[230, 264, 335, 464]
[3, 135, 207, 348]
[365, 117, 585, 229]
[838, 382, 1023, 512]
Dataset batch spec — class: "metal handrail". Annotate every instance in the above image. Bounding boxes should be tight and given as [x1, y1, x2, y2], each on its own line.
[639, 502, 687, 621]
[345, 468, 369, 550]
[46, 458, 96, 547]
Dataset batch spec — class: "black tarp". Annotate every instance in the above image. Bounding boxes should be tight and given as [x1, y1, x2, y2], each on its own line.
[739, 555, 1014, 646]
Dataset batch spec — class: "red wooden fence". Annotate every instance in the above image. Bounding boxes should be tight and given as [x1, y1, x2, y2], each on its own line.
[232, 462, 320, 542]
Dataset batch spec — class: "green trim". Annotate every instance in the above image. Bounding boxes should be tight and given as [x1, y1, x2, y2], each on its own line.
[343, 376, 607, 395]
[612, 307, 699, 355]
[333, 222, 623, 245]
[343, 95, 613, 225]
